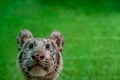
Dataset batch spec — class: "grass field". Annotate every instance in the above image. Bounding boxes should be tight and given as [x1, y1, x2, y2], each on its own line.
[1, 0, 120, 80]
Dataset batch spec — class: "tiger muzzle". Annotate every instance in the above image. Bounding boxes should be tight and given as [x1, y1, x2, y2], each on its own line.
[32, 53, 45, 61]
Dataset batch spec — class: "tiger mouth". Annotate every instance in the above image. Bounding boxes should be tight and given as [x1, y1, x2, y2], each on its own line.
[27, 64, 49, 72]
[27, 64, 44, 71]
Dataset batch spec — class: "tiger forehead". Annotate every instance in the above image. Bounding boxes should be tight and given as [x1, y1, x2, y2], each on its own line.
[36, 38, 46, 41]
[35, 38, 49, 43]
[29, 38, 52, 45]
[26, 38, 52, 46]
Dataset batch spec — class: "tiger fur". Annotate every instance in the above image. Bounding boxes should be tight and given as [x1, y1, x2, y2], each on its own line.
[17, 29, 64, 80]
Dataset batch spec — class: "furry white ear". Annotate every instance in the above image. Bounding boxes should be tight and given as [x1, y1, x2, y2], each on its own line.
[49, 31, 64, 52]
[17, 29, 33, 51]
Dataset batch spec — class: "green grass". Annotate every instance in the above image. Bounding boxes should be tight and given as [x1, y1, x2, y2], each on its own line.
[1, 0, 120, 80]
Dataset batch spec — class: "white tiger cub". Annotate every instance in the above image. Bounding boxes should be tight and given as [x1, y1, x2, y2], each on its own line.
[17, 29, 64, 80]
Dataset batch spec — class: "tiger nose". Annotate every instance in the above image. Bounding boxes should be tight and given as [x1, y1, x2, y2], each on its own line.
[32, 54, 45, 61]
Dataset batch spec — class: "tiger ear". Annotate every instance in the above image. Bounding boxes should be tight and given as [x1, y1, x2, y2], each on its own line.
[49, 31, 64, 52]
[17, 29, 33, 51]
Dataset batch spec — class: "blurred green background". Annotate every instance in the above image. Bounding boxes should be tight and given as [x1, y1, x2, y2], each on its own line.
[0, 0, 120, 80]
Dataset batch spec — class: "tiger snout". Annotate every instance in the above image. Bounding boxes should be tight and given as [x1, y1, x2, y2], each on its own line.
[31, 53, 45, 61]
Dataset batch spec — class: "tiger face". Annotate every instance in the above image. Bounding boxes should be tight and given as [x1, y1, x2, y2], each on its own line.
[17, 30, 64, 80]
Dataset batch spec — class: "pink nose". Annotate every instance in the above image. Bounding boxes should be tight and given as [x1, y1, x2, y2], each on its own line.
[32, 54, 45, 61]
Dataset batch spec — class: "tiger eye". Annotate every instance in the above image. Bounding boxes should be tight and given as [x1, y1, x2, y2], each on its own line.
[46, 44, 50, 49]
[28, 43, 34, 49]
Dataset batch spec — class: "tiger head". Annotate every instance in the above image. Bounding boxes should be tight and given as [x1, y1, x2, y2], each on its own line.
[17, 29, 64, 80]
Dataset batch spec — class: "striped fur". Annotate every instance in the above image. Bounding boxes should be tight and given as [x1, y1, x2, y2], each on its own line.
[17, 30, 64, 80]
